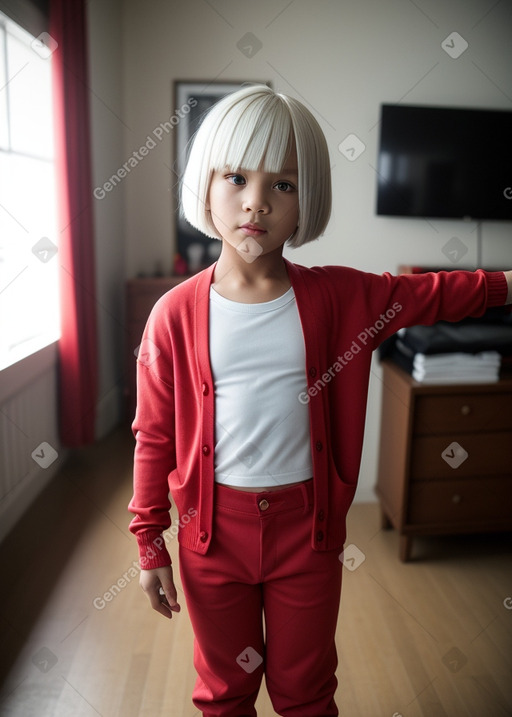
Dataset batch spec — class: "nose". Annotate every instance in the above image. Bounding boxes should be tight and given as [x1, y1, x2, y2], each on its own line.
[242, 185, 270, 214]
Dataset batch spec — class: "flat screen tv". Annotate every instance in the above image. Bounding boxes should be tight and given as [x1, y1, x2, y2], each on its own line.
[376, 104, 512, 221]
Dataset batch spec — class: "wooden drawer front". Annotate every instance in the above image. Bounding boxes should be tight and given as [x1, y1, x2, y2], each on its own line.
[414, 393, 512, 435]
[127, 290, 167, 322]
[408, 477, 512, 525]
[411, 432, 512, 480]
[127, 278, 187, 322]
[128, 323, 147, 352]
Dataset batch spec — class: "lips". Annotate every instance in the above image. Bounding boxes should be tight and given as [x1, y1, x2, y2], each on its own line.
[240, 223, 267, 236]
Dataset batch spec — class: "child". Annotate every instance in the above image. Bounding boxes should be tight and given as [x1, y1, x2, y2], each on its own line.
[129, 84, 511, 716]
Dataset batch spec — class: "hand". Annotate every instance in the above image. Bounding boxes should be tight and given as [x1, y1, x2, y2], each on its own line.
[505, 270, 512, 305]
[139, 566, 181, 620]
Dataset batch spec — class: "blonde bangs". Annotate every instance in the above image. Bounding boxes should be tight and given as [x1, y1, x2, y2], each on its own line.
[209, 95, 294, 174]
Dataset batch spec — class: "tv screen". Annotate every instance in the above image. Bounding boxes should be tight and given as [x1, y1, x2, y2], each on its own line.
[376, 104, 512, 221]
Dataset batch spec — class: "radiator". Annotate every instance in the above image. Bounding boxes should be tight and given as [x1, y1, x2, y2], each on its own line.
[0, 364, 62, 542]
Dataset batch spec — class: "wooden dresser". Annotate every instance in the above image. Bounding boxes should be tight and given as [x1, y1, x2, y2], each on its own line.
[125, 276, 190, 422]
[376, 359, 512, 561]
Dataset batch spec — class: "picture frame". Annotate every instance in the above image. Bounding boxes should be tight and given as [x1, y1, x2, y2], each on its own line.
[173, 80, 270, 273]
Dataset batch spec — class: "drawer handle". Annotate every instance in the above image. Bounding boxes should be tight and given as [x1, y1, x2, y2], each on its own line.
[460, 405, 472, 416]
[452, 494, 462, 504]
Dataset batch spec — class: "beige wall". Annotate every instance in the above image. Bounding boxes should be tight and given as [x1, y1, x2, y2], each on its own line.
[90, 0, 512, 499]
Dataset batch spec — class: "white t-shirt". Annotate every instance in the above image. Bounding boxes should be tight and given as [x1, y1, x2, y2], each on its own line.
[209, 285, 313, 488]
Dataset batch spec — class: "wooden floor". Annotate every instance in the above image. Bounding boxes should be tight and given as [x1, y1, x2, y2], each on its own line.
[0, 426, 511, 716]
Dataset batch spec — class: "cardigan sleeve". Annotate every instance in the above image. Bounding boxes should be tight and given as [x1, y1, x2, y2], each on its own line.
[128, 299, 176, 569]
[346, 269, 508, 350]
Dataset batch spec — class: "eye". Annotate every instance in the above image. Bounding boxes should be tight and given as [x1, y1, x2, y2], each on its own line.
[274, 181, 295, 192]
[226, 174, 246, 186]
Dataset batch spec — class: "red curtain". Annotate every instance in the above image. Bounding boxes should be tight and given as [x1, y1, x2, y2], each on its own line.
[50, 0, 97, 446]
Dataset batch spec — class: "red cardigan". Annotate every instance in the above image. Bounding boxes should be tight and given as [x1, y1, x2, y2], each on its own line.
[128, 260, 507, 569]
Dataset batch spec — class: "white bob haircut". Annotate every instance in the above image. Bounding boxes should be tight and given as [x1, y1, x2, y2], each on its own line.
[180, 84, 332, 248]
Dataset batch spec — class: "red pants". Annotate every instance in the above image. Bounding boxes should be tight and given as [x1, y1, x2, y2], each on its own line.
[179, 479, 343, 716]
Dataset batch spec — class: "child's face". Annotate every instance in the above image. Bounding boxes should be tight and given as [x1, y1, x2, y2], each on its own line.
[207, 146, 299, 260]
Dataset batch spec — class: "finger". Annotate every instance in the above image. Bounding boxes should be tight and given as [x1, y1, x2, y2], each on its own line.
[146, 588, 175, 619]
[159, 585, 181, 612]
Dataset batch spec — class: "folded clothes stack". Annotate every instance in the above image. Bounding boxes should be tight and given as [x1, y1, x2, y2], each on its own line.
[403, 349, 501, 384]
[379, 314, 512, 384]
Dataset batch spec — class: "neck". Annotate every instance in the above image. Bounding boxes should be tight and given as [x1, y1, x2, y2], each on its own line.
[214, 242, 288, 284]
[212, 243, 291, 302]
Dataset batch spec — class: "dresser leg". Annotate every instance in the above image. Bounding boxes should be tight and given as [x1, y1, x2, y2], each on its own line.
[399, 535, 412, 562]
[380, 506, 392, 530]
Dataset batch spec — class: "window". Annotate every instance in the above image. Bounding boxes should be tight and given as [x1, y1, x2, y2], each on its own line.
[0, 11, 59, 371]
